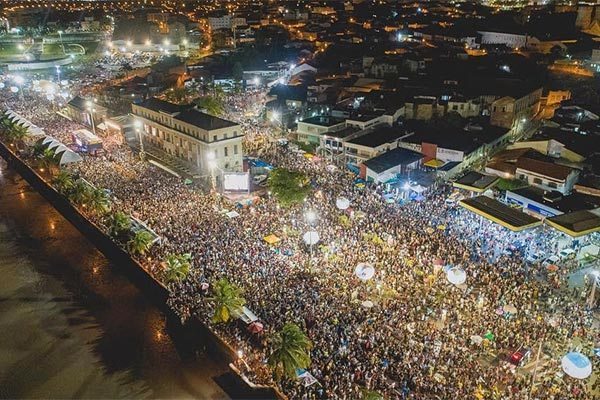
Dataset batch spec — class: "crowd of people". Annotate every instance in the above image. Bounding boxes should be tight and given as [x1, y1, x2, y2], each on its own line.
[2, 83, 599, 400]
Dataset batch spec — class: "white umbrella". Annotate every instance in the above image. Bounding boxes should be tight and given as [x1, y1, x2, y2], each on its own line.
[446, 267, 467, 285]
[354, 263, 375, 281]
[303, 231, 320, 246]
[561, 352, 592, 379]
[470, 335, 483, 345]
[361, 300, 374, 308]
[336, 197, 350, 210]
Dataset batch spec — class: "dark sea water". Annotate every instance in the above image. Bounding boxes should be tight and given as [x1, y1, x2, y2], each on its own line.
[0, 160, 229, 399]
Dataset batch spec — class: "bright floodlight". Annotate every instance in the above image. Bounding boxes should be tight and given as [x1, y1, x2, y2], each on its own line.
[134, 119, 142, 128]
[403, 182, 411, 190]
[13, 76, 24, 85]
[164, 39, 170, 46]
[271, 111, 279, 121]
[305, 210, 317, 224]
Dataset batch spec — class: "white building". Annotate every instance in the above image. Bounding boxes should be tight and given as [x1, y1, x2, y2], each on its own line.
[132, 98, 243, 175]
[208, 14, 232, 30]
[477, 30, 528, 49]
[515, 157, 579, 195]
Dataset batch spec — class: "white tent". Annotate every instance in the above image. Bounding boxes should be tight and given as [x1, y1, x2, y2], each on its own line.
[447, 267, 467, 285]
[56, 149, 82, 165]
[303, 231, 320, 245]
[561, 352, 592, 379]
[354, 263, 375, 281]
[336, 197, 351, 210]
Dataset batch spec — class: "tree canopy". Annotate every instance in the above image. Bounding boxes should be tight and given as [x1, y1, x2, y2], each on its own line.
[267, 168, 311, 207]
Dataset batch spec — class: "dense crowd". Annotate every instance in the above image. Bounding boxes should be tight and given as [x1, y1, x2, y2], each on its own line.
[3, 86, 599, 400]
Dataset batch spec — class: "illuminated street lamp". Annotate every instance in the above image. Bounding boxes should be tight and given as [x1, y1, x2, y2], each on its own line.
[86, 100, 97, 135]
[587, 270, 599, 308]
[303, 210, 319, 266]
[57, 30, 65, 54]
[134, 119, 145, 161]
[13, 75, 24, 100]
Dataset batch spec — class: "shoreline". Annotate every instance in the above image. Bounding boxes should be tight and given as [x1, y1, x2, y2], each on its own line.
[0, 140, 284, 400]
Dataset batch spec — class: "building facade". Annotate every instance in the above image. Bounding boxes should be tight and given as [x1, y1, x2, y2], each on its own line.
[132, 98, 243, 175]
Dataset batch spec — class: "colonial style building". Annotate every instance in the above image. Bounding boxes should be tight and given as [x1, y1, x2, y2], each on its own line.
[132, 98, 243, 175]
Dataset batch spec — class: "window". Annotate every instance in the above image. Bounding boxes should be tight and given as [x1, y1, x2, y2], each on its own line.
[224, 146, 228, 157]
[548, 182, 558, 188]
[213, 135, 217, 141]
[234, 144, 238, 154]
[533, 177, 542, 184]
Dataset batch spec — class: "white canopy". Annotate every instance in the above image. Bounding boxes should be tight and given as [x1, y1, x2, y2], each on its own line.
[562, 352, 592, 379]
[303, 230, 320, 245]
[354, 263, 375, 281]
[3, 110, 45, 137]
[56, 149, 83, 165]
[446, 267, 467, 285]
[336, 197, 351, 210]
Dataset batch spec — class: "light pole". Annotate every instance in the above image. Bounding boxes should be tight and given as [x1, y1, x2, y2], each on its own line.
[13, 75, 24, 101]
[86, 100, 97, 135]
[134, 119, 145, 161]
[305, 210, 318, 264]
[207, 151, 218, 192]
[587, 270, 599, 308]
[57, 30, 65, 55]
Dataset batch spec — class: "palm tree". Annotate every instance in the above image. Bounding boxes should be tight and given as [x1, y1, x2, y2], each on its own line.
[268, 323, 312, 380]
[194, 96, 225, 116]
[52, 170, 75, 195]
[109, 211, 131, 240]
[127, 230, 154, 255]
[68, 178, 92, 205]
[88, 188, 112, 215]
[39, 148, 60, 174]
[209, 278, 246, 324]
[5, 122, 28, 147]
[163, 253, 192, 283]
[361, 388, 385, 400]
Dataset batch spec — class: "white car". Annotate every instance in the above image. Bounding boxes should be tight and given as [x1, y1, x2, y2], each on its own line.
[253, 175, 267, 185]
[526, 251, 546, 264]
[542, 255, 560, 267]
[559, 248, 576, 260]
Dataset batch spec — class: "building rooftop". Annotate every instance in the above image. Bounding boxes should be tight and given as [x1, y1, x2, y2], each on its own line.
[138, 97, 191, 115]
[363, 147, 423, 174]
[510, 186, 600, 214]
[300, 116, 345, 127]
[402, 123, 510, 154]
[516, 157, 574, 181]
[460, 196, 542, 232]
[175, 109, 238, 131]
[453, 171, 499, 193]
[546, 209, 600, 237]
[348, 126, 406, 148]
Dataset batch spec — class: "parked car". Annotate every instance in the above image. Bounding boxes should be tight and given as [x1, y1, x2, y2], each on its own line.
[542, 255, 560, 267]
[559, 248, 576, 260]
[253, 174, 268, 185]
[508, 346, 531, 367]
[526, 251, 546, 264]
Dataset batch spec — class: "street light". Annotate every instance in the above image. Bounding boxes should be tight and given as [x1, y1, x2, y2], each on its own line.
[134, 119, 145, 161]
[207, 151, 222, 192]
[587, 270, 599, 308]
[57, 30, 65, 55]
[13, 75, 24, 100]
[304, 210, 319, 266]
[86, 100, 97, 135]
